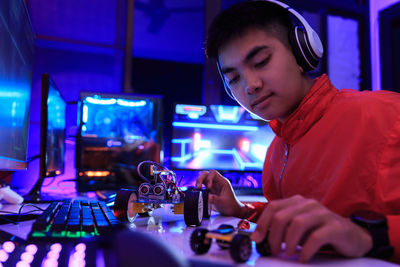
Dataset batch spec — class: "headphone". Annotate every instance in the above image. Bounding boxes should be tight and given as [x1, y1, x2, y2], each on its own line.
[217, 0, 324, 100]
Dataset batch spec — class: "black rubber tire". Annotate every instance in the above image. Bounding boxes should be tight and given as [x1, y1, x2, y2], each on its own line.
[184, 190, 203, 226]
[190, 228, 211, 254]
[256, 241, 271, 256]
[229, 234, 252, 263]
[113, 189, 138, 223]
[216, 224, 235, 249]
[201, 189, 211, 219]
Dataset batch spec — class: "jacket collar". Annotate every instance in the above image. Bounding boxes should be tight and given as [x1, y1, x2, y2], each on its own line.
[269, 74, 338, 145]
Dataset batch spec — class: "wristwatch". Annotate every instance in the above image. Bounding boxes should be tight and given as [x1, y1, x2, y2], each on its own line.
[350, 210, 394, 259]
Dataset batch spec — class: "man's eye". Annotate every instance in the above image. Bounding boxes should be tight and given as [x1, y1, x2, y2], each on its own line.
[228, 75, 239, 85]
[255, 56, 270, 68]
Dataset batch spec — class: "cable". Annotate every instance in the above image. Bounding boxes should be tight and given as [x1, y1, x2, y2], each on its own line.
[26, 154, 40, 163]
[17, 203, 45, 224]
[0, 203, 45, 225]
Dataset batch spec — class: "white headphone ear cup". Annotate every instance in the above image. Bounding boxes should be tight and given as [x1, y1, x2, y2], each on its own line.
[290, 26, 320, 71]
[308, 29, 324, 59]
[289, 27, 310, 71]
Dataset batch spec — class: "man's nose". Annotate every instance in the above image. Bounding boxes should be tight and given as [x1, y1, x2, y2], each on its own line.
[244, 73, 262, 94]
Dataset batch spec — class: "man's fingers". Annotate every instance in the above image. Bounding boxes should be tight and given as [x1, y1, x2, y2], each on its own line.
[284, 209, 327, 255]
[208, 193, 217, 205]
[299, 225, 332, 263]
[251, 207, 273, 243]
[196, 171, 209, 188]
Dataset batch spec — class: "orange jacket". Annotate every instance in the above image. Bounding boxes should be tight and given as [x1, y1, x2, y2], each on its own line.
[248, 74, 400, 261]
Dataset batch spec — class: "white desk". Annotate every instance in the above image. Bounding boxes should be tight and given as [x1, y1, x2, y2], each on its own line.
[120, 205, 399, 267]
[0, 202, 398, 267]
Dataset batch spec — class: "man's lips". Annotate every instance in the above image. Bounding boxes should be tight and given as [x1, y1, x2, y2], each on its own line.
[251, 93, 273, 109]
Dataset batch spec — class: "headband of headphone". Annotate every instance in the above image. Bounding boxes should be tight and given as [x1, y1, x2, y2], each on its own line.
[217, 0, 324, 100]
[266, 0, 323, 71]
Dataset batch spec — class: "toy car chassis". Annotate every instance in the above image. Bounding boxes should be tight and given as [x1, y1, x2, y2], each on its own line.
[113, 161, 211, 226]
[190, 224, 271, 263]
[190, 224, 252, 262]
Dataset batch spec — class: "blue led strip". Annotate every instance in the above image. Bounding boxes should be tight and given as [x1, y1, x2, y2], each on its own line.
[172, 122, 259, 131]
[0, 156, 25, 163]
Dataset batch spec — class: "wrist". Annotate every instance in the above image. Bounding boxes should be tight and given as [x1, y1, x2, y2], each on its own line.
[235, 202, 248, 219]
[350, 210, 394, 259]
[239, 203, 256, 220]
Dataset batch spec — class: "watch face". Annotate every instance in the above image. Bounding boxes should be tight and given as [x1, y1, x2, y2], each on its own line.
[352, 210, 386, 224]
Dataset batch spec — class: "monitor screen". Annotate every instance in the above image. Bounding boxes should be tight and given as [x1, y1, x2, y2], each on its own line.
[41, 74, 66, 177]
[171, 104, 275, 172]
[0, 0, 34, 170]
[76, 92, 163, 191]
[26, 74, 67, 202]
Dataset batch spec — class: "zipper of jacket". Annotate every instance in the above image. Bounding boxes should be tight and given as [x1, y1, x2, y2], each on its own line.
[278, 143, 289, 198]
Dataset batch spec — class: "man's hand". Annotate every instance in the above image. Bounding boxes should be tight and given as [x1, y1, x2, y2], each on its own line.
[251, 195, 373, 262]
[196, 170, 247, 218]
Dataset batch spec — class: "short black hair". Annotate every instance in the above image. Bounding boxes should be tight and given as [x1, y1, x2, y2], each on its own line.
[205, 1, 294, 59]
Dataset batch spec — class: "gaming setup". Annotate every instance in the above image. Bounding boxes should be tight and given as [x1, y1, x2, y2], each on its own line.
[0, 1, 276, 265]
[0, 0, 397, 266]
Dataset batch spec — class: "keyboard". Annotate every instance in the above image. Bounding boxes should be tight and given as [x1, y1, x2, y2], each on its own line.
[28, 199, 121, 241]
[0, 228, 232, 267]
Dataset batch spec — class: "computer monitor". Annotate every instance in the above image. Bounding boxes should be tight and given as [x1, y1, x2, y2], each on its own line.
[170, 104, 275, 192]
[26, 74, 67, 202]
[0, 0, 34, 171]
[76, 92, 163, 191]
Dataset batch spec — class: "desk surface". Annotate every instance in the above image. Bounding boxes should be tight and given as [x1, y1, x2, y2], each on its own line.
[0, 201, 398, 267]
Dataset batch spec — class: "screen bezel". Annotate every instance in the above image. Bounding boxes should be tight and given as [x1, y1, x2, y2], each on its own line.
[39, 73, 66, 178]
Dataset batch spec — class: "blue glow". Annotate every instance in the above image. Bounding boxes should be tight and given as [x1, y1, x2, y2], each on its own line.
[0, 156, 25, 163]
[82, 105, 88, 123]
[0, 83, 30, 125]
[211, 105, 245, 123]
[188, 113, 199, 119]
[117, 99, 147, 107]
[0, 91, 24, 98]
[217, 106, 239, 121]
[86, 96, 116, 105]
[171, 138, 192, 162]
[171, 138, 191, 144]
[172, 122, 259, 131]
[251, 144, 268, 161]
[232, 149, 245, 170]
[48, 84, 66, 130]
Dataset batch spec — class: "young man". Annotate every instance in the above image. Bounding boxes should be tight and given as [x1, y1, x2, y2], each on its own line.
[196, 0, 400, 263]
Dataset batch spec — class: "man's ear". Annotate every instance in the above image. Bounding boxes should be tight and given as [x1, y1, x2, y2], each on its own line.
[299, 65, 304, 73]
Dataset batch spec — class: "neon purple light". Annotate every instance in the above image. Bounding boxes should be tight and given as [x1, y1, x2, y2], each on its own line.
[20, 252, 34, 263]
[75, 243, 86, 252]
[70, 258, 86, 267]
[0, 249, 9, 262]
[50, 243, 62, 253]
[73, 251, 86, 260]
[16, 261, 30, 267]
[47, 250, 60, 260]
[3, 241, 15, 253]
[42, 258, 58, 267]
[25, 244, 38, 255]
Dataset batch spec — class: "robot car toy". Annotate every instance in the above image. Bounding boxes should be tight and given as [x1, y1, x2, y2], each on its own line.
[113, 161, 211, 226]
